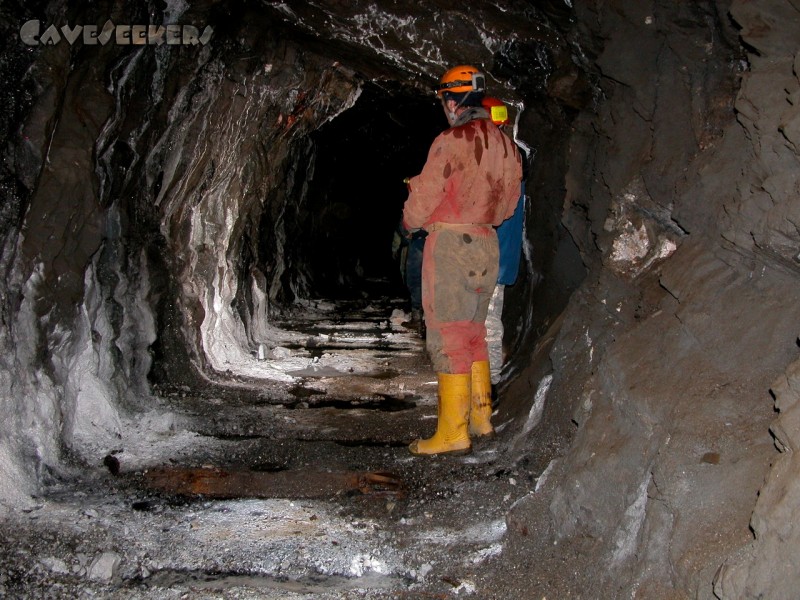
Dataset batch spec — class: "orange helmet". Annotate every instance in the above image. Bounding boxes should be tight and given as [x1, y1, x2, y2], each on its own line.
[482, 96, 509, 125]
[436, 65, 486, 97]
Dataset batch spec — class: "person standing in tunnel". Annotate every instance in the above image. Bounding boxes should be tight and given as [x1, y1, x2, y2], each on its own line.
[401, 231, 427, 337]
[393, 216, 427, 338]
[401, 65, 522, 456]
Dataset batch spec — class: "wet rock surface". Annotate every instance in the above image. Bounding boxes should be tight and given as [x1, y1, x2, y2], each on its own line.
[0, 300, 535, 599]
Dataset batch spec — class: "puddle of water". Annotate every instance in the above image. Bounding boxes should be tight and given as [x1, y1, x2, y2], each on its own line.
[288, 365, 350, 378]
[131, 496, 199, 511]
[334, 439, 409, 448]
[284, 395, 416, 412]
[288, 385, 327, 399]
[141, 570, 405, 594]
[366, 369, 400, 380]
[208, 433, 264, 441]
[131, 500, 159, 511]
[283, 343, 404, 353]
[250, 462, 288, 473]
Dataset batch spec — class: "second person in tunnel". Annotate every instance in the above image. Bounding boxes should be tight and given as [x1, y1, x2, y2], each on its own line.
[401, 65, 523, 456]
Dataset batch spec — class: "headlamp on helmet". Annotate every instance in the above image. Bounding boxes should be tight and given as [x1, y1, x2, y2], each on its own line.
[436, 65, 486, 97]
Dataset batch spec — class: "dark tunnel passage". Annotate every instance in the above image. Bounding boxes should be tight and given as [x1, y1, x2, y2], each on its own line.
[288, 83, 445, 300]
[219, 68, 586, 384]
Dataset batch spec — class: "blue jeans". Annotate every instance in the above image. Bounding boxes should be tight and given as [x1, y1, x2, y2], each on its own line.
[406, 235, 425, 310]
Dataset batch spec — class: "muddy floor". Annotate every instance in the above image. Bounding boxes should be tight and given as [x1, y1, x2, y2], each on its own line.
[0, 295, 565, 599]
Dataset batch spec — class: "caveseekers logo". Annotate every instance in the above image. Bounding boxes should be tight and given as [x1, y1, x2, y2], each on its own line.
[19, 19, 213, 46]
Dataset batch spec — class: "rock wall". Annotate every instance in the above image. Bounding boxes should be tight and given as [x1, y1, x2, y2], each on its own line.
[712, 1, 800, 597]
[0, 0, 79, 509]
[0, 0, 365, 504]
[502, 0, 800, 597]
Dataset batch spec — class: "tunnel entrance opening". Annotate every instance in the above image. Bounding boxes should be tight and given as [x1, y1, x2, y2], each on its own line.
[299, 82, 445, 303]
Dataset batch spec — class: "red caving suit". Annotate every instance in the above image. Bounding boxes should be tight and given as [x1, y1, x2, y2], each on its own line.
[402, 108, 522, 374]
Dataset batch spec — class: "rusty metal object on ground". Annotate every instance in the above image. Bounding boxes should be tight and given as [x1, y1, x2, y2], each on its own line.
[142, 466, 404, 499]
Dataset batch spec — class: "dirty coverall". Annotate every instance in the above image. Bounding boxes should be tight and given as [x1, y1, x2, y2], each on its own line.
[402, 107, 522, 374]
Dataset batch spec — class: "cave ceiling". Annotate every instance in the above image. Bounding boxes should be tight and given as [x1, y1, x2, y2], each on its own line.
[243, 0, 576, 102]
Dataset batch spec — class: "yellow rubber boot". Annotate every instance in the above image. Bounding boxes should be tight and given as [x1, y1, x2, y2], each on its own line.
[469, 360, 495, 437]
[409, 373, 472, 456]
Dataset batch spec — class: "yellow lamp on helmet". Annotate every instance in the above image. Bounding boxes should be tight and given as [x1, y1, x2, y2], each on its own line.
[482, 96, 509, 126]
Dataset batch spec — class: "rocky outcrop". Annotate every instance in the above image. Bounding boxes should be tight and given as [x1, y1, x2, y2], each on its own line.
[542, 239, 800, 595]
[709, 2, 800, 596]
[516, 0, 800, 596]
[720, 0, 800, 265]
[714, 356, 800, 598]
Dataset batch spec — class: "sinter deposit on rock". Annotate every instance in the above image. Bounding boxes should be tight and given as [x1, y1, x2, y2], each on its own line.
[1, 0, 800, 598]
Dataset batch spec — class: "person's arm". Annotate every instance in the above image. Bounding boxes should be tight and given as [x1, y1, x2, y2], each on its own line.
[402, 134, 450, 230]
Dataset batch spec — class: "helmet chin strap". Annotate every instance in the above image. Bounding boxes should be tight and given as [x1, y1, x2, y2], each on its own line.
[443, 92, 473, 126]
[441, 97, 456, 125]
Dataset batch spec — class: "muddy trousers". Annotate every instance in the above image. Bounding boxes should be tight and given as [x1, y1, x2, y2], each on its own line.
[410, 227, 497, 455]
[421, 227, 499, 374]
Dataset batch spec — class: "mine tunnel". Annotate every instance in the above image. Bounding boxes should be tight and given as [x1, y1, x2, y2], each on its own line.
[295, 83, 442, 299]
[3, 0, 800, 598]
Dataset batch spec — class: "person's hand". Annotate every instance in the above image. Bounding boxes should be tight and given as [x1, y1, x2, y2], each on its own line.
[398, 220, 414, 239]
[391, 231, 403, 260]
